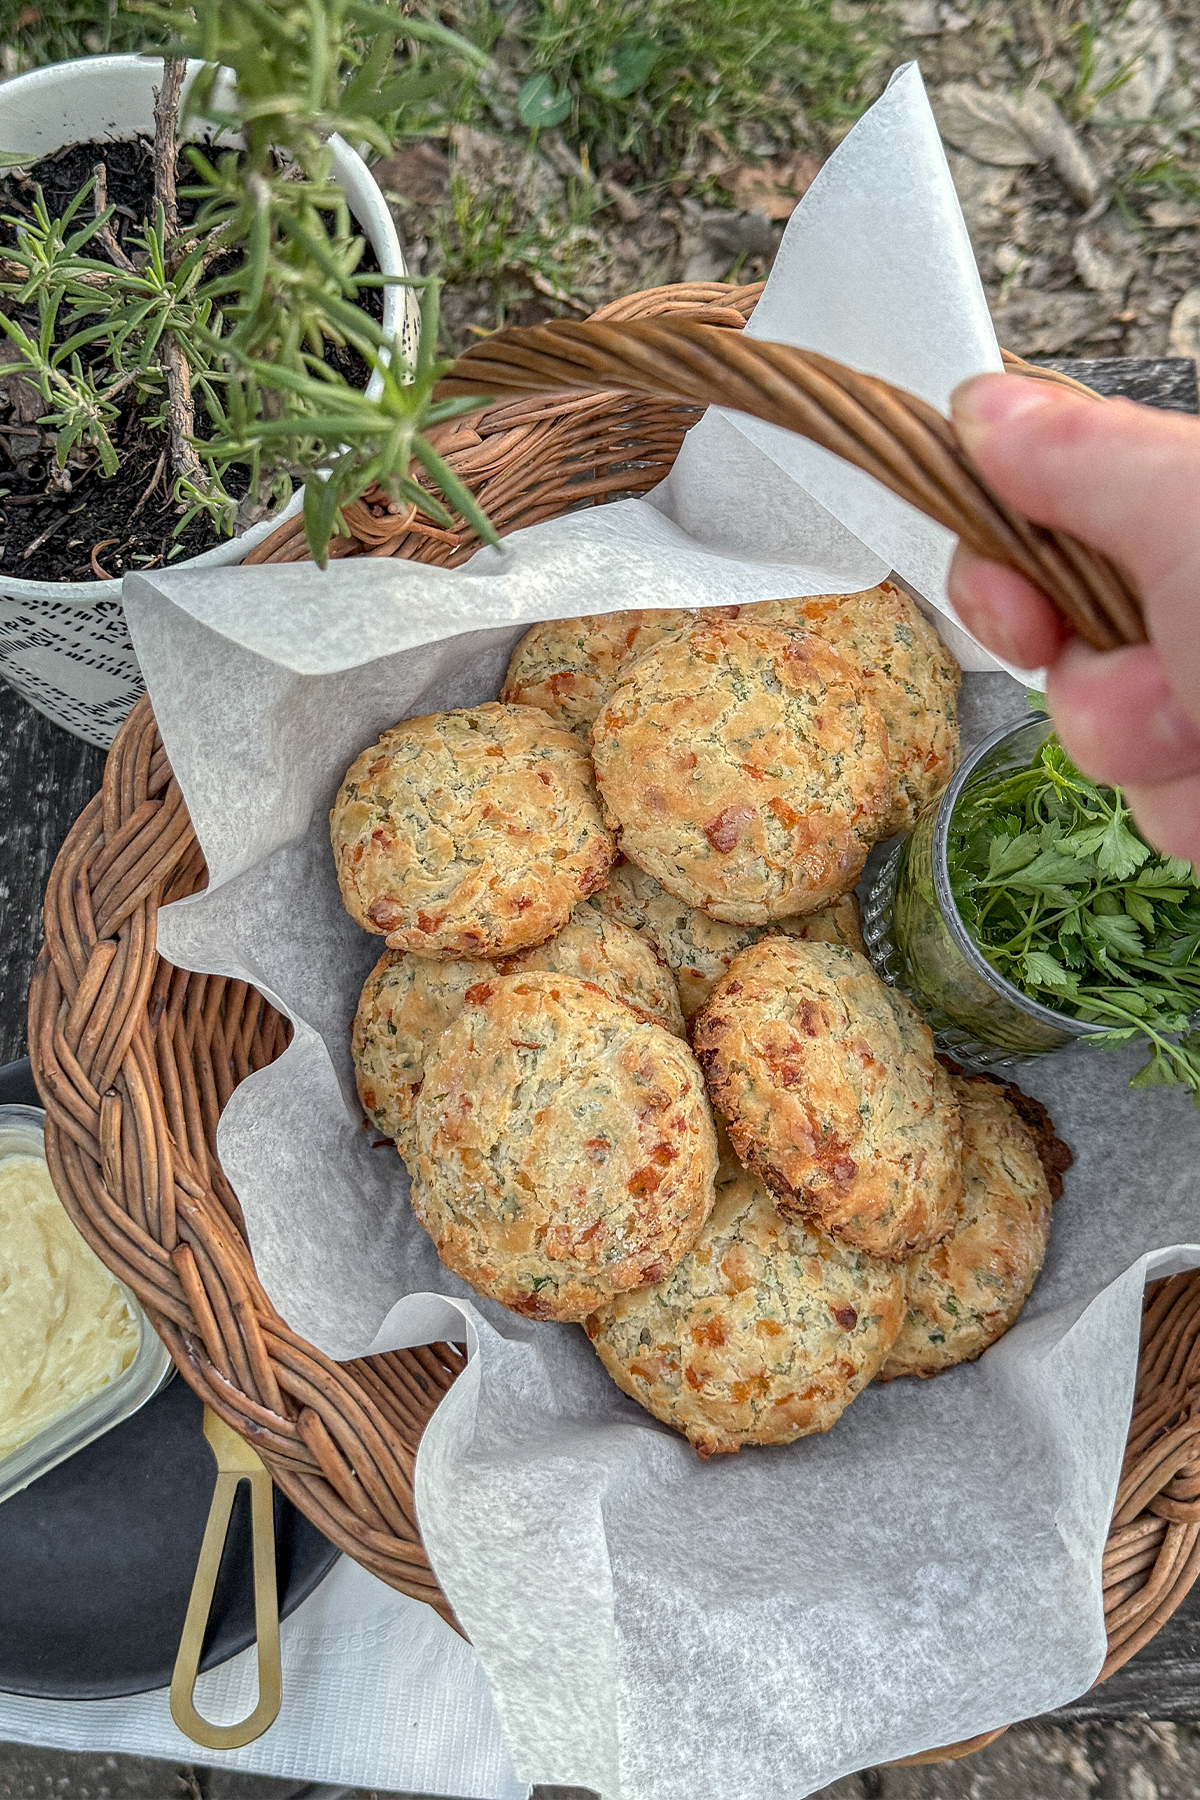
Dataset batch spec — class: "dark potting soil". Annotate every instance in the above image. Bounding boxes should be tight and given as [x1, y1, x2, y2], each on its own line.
[0, 137, 384, 582]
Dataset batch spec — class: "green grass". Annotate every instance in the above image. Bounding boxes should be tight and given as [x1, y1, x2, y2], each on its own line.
[3, 0, 882, 187]
[1122, 154, 1200, 204]
[440, 0, 882, 180]
[0, 0, 161, 65]
[434, 169, 593, 282]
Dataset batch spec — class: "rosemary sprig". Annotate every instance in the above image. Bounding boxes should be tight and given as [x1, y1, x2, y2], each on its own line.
[0, 0, 497, 566]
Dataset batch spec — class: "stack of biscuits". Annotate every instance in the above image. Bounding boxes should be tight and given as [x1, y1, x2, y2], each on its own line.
[331, 584, 1070, 1458]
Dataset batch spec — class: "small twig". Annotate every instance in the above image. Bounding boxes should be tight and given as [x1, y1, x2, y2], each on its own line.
[90, 538, 119, 578]
[153, 59, 207, 497]
[524, 268, 592, 314]
[91, 162, 136, 274]
[162, 335, 208, 493]
[166, 215, 236, 281]
[1, 255, 108, 287]
[21, 511, 68, 560]
[153, 59, 186, 238]
[128, 448, 167, 524]
[99, 369, 143, 406]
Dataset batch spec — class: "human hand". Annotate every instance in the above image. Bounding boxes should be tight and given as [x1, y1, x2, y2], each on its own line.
[946, 372, 1200, 863]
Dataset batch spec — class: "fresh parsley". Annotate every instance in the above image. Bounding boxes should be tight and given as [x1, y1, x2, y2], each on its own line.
[947, 721, 1200, 1104]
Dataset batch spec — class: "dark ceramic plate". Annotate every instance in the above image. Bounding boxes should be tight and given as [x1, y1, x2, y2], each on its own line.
[0, 1057, 341, 1699]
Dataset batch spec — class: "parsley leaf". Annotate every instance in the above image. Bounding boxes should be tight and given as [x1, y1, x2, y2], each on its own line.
[987, 833, 1041, 879]
[1023, 950, 1079, 994]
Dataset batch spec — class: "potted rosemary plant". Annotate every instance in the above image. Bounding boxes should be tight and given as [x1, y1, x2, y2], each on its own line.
[0, 1, 491, 744]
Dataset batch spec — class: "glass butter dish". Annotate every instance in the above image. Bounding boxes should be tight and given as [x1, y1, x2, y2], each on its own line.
[0, 1104, 173, 1505]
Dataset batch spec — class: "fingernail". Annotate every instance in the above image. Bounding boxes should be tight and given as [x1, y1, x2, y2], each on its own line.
[1147, 693, 1200, 760]
[950, 373, 1055, 442]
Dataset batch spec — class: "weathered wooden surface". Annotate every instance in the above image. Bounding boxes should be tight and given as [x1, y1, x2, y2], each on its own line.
[1035, 355, 1200, 412]
[1055, 1590, 1200, 1721]
[0, 683, 104, 1064]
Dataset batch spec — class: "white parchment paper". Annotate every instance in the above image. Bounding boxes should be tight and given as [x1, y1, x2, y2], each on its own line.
[120, 64, 1200, 1800]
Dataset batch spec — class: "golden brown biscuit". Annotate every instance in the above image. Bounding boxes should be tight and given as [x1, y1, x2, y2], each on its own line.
[330, 702, 614, 959]
[502, 590, 960, 831]
[597, 857, 865, 1018]
[409, 973, 717, 1320]
[741, 584, 960, 833]
[501, 610, 700, 736]
[352, 903, 685, 1151]
[879, 1075, 1053, 1379]
[585, 1159, 905, 1456]
[590, 620, 889, 924]
[353, 952, 481, 1147]
[692, 938, 963, 1260]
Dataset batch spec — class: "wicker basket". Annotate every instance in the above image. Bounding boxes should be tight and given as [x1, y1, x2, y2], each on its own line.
[30, 284, 1200, 1756]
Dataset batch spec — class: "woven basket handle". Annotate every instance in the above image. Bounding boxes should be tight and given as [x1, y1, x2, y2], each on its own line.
[442, 321, 1143, 654]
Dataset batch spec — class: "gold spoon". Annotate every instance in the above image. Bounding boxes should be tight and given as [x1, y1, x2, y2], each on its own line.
[169, 1407, 283, 1749]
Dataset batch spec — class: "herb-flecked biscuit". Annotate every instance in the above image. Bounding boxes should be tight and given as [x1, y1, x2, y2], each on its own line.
[352, 903, 686, 1151]
[692, 938, 963, 1260]
[330, 702, 614, 958]
[741, 584, 960, 833]
[584, 1158, 905, 1455]
[501, 610, 701, 737]
[409, 973, 717, 1320]
[596, 857, 864, 1018]
[590, 620, 890, 923]
[879, 1075, 1053, 1380]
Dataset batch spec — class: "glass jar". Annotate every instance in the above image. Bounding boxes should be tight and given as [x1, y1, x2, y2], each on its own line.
[862, 715, 1118, 1067]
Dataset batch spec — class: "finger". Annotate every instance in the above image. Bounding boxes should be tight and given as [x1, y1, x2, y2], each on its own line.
[950, 376, 1200, 713]
[946, 543, 1069, 670]
[1121, 774, 1200, 866]
[1045, 637, 1200, 787]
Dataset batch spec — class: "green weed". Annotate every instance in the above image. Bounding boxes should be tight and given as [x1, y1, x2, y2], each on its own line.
[1122, 155, 1200, 204]
[440, 0, 880, 179]
[1067, 1, 1146, 125]
[431, 165, 602, 328]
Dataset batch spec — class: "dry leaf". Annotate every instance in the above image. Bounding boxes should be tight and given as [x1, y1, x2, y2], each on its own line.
[1147, 199, 1200, 228]
[1072, 225, 1136, 296]
[933, 83, 1100, 208]
[992, 288, 1112, 356]
[1169, 288, 1200, 361]
[717, 152, 822, 222]
[0, 340, 43, 426]
[371, 141, 450, 209]
[933, 84, 1040, 166]
[944, 149, 1017, 232]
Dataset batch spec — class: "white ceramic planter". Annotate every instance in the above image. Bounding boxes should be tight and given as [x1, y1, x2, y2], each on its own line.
[0, 55, 415, 745]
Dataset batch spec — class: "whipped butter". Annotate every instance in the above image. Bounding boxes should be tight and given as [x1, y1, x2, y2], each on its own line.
[0, 1152, 139, 1459]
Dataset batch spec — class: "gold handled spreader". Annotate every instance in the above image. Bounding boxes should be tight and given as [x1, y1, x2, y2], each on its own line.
[169, 1407, 283, 1749]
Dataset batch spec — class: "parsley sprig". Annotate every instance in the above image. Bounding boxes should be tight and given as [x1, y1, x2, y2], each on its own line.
[947, 714, 1200, 1103]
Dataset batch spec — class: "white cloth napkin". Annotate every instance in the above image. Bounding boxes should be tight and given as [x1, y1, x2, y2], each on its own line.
[0, 1556, 526, 1798]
